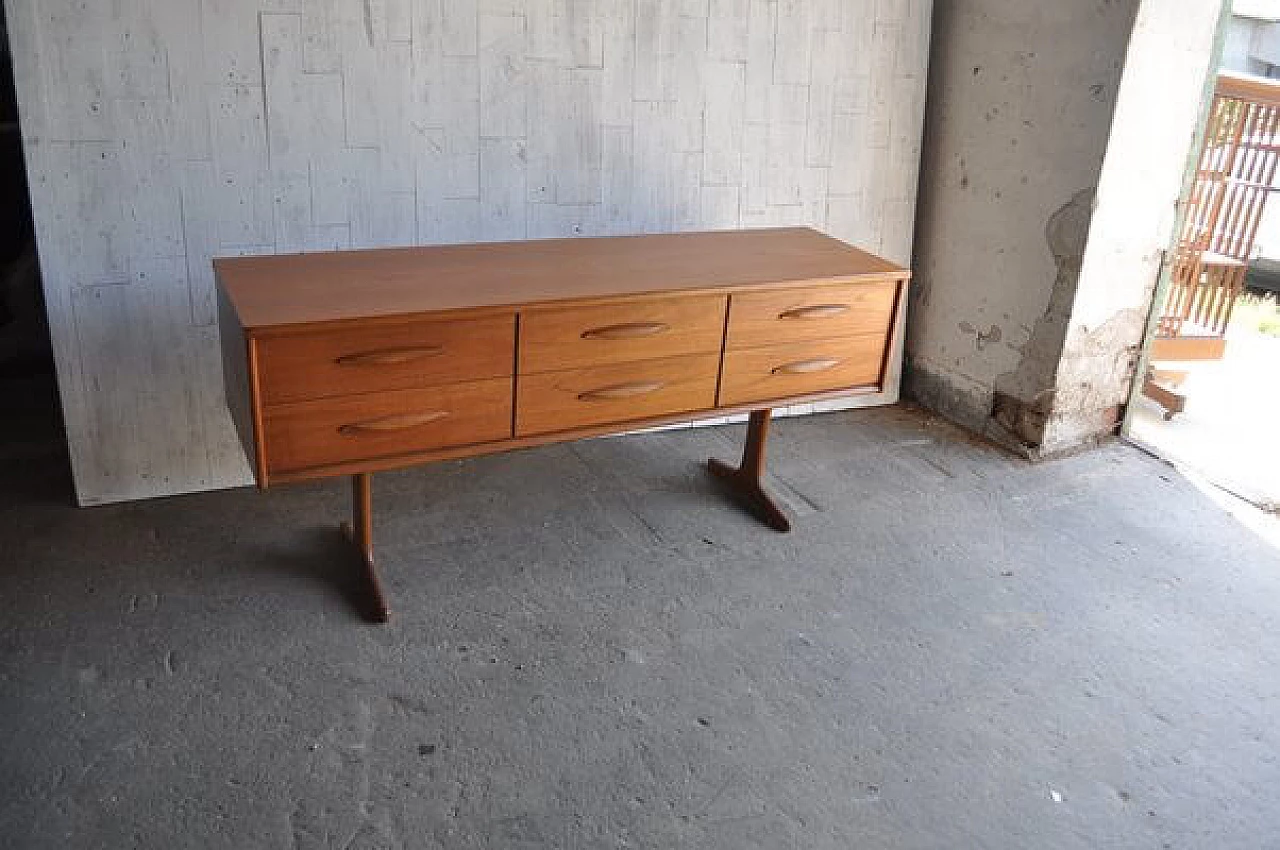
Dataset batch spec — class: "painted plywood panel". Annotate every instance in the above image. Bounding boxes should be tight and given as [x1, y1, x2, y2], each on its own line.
[5, 0, 931, 504]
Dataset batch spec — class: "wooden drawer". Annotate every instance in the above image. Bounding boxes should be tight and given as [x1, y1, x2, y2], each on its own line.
[726, 281, 898, 350]
[263, 378, 513, 474]
[520, 295, 727, 373]
[516, 354, 720, 437]
[718, 335, 887, 407]
[257, 313, 515, 405]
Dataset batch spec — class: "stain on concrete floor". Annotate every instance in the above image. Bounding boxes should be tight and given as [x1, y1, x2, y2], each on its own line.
[2, 403, 1279, 848]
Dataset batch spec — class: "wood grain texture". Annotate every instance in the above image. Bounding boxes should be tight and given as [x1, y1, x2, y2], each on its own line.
[342, 472, 390, 623]
[520, 294, 728, 373]
[717, 334, 889, 406]
[262, 377, 514, 474]
[215, 228, 904, 328]
[706, 408, 791, 532]
[217, 285, 258, 474]
[516, 353, 721, 436]
[266, 383, 882, 484]
[6, 0, 930, 503]
[725, 279, 899, 349]
[256, 313, 515, 404]
[228, 232, 908, 486]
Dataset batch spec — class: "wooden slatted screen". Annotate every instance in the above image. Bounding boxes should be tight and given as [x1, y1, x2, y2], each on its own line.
[1159, 72, 1280, 342]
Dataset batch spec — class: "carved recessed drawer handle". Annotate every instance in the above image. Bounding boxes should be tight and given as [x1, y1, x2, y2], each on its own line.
[772, 358, 842, 375]
[338, 411, 450, 436]
[577, 381, 667, 402]
[778, 304, 851, 320]
[580, 322, 671, 340]
[335, 346, 445, 367]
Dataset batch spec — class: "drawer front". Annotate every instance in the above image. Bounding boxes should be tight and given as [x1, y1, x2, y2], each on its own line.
[726, 281, 898, 350]
[520, 295, 727, 374]
[257, 313, 515, 405]
[718, 335, 888, 407]
[263, 378, 513, 474]
[516, 354, 720, 437]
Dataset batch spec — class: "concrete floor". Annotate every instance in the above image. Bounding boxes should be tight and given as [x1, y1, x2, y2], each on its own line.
[1131, 325, 1280, 510]
[3, 387, 1280, 849]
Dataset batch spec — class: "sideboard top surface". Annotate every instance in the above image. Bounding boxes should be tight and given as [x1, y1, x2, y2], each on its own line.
[215, 228, 909, 330]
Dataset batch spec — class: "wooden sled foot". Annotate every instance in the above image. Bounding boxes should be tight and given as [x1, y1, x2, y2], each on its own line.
[343, 473, 390, 623]
[707, 409, 792, 533]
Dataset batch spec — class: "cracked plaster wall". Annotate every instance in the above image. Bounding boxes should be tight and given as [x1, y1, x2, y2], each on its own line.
[906, 0, 1140, 451]
[1043, 0, 1226, 454]
[907, 0, 1224, 457]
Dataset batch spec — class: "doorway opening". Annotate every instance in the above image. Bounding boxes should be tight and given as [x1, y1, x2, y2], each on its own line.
[1127, 12, 1280, 517]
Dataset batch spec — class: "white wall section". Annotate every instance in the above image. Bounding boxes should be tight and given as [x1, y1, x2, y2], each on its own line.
[5, 0, 930, 504]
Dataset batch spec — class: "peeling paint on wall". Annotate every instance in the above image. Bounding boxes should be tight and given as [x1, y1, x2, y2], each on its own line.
[990, 187, 1094, 448]
[905, 0, 1143, 458]
[889, 0, 1220, 461]
[1044, 0, 1227, 454]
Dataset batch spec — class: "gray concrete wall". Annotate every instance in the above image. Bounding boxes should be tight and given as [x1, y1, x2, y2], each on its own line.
[5, 0, 930, 505]
[907, 0, 1141, 447]
[1048, 0, 1226, 454]
[908, 0, 1223, 456]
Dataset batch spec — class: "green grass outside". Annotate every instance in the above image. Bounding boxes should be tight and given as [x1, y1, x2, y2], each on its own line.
[1233, 291, 1280, 337]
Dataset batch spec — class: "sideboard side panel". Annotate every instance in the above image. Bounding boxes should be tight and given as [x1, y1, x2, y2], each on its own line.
[217, 284, 260, 484]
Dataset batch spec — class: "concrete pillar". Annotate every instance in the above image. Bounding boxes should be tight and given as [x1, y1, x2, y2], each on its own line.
[907, 0, 1226, 458]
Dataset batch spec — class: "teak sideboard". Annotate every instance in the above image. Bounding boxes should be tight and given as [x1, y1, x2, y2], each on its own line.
[216, 228, 910, 622]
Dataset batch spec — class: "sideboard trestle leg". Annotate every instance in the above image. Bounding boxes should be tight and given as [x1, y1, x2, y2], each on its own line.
[707, 408, 792, 533]
[340, 472, 391, 623]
